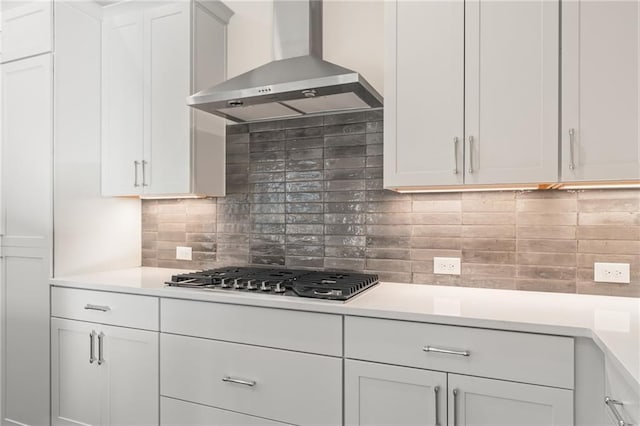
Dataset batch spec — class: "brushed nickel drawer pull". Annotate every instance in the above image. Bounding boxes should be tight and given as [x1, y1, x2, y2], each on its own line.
[84, 304, 111, 312]
[222, 376, 257, 387]
[423, 346, 470, 357]
[605, 396, 632, 426]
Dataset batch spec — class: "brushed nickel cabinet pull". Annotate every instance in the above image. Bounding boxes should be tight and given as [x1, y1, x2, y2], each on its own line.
[453, 389, 459, 426]
[423, 346, 470, 357]
[468, 135, 474, 173]
[89, 331, 96, 364]
[97, 332, 105, 365]
[134, 161, 140, 187]
[605, 397, 632, 426]
[434, 386, 441, 426]
[84, 304, 110, 312]
[222, 376, 257, 387]
[569, 128, 576, 170]
[453, 137, 459, 174]
[141, 160, 148, 187]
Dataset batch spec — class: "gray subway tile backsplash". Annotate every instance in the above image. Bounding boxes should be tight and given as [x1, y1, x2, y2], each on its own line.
[142, 109, 640, 297]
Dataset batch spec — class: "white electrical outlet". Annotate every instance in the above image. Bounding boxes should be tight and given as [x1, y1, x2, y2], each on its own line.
[176, 246, 192, 261]
[594, 262, 630, 284]
[434, 257, 461, 275]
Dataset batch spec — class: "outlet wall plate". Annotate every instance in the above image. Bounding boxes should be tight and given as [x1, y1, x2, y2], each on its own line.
[434, 257, 461, 275]
[176, 246, 192, 261]
[594, 262, 630, 284]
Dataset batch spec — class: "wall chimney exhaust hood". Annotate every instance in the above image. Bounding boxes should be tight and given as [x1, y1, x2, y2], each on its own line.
[187, 0, 383, 123]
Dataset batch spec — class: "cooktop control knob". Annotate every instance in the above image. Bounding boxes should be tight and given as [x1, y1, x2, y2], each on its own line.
[233, 278, 243, 289]
[274, 282, 286, 293]
[220, 278, 231, 288]
[246, 279, 257, 290]
[260, 281, 270, 291]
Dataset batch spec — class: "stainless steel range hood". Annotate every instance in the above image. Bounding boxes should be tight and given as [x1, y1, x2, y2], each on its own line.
[187, 0, 383, 123]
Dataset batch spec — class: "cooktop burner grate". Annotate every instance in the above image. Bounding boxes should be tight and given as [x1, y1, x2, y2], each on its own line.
[166, 267, 378, 301]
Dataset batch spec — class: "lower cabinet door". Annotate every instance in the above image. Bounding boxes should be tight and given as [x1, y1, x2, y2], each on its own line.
[160, 397, 291, 426]
[51, 318, 159, 426]
[344, 359, 447, 426]
[51, 318, 102, 426]
[100, 323, 159, 426]
[448, 374, 573, 426]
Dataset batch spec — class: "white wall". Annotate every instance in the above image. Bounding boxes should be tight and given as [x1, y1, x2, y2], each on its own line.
[224, 0, 384, 94]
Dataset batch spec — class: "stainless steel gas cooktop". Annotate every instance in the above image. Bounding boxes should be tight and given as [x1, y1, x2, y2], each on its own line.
[165, 267, 379, 301]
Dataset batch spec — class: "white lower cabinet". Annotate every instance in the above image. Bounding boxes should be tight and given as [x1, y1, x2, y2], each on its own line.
[160, 299, 343, 426]
[51, 317, 159, 426]
[345, 316, 574, 426]
[345, 360, 447, 426]
[448, 374, 573, 426]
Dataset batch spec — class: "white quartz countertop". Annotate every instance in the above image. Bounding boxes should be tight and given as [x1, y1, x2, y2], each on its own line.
[51, 266, 640, 391]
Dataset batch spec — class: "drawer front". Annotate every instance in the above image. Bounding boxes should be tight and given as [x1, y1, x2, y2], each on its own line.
[161, 397, 291, 426]
[51, 287, 159, 331]
[161, 298, 342, 356]
[160, 333, 342, 426]
[345, 316, 574, 389]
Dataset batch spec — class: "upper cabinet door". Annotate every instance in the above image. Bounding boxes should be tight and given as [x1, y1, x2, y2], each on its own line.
[562, 1, 640, 182]
[465, 0, 559, 185]
[143, 2, 191, 195]
[1, 54, 52, 247]
[384, 0, 464, 189]
[102, 11, 144, 196]
[0, 0, 52, 63]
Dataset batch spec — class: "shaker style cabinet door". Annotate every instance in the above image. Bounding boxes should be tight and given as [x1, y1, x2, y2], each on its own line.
[464, 0, 559, 185]
[99, 323, 159, 426]
[51, 318, 159, 426]
[0, 0, 52, 63]
[562, 0, 640, 182]
[344, 359, 447, 426]
[1, 53, 52, 247]
[51, 318, 103, 426]
[101, 11, 144, 196]
[143, 2, 191, 195]
[447, 374, 573, 426]
[384, 0, 464, 189]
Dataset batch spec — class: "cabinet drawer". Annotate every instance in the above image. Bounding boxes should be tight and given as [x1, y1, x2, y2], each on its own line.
[160, 333, 342, 426]
[345, 316, 574, 389]
[161, 397, 291, 426]
[161, 298, 342, 356]
[51, 287, 159, 331]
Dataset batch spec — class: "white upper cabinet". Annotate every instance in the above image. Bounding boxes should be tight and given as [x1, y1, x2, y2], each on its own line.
[464, 0, 559, 185]
[102, 0, 232, 197]
[0, 0, 52, 63]
[102, 10, 145, 196]
[384, 1, 464, 188]
[562, 0, 640, 182]
[1, 53, 52, 248]
[385, 0, 559, 190]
